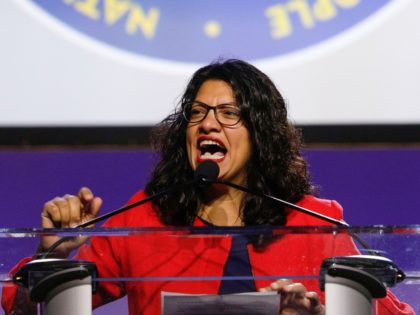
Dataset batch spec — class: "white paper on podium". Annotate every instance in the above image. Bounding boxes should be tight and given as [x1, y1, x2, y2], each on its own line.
[161, 291, 280, 315]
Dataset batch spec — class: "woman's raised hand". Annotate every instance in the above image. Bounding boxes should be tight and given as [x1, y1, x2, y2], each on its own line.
[259, 279, 325, 315]
[39, 187, 102, 257]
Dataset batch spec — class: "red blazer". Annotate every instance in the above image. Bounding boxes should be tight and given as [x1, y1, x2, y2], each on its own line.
[2, 191, 414, 315]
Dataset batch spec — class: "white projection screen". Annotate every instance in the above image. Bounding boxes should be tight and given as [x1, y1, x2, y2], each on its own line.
[1, 0, 419, 131]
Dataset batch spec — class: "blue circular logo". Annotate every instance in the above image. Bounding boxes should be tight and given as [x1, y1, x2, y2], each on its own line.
[29, 0, 392, 63]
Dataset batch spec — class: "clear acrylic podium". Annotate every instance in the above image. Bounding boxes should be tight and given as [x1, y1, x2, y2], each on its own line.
[0, 225, 419, 314]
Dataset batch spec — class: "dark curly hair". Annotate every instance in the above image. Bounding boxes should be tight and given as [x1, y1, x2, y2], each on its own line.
[145, 59, 313, 226]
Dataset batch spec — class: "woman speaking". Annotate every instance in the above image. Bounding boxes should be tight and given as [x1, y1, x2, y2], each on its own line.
[2, 59, 413, 314]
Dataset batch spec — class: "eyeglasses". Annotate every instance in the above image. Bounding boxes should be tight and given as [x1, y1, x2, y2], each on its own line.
[182, 102, 242, 126]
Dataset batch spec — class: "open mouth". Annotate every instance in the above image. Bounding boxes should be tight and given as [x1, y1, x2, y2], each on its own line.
[198, 139, 227, 160]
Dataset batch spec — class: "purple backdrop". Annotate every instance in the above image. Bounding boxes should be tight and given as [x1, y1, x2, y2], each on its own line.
[1, 147, 419, 227]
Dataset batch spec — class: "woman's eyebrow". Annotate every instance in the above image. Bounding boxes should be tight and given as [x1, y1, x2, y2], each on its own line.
[192, 101, 237, 107]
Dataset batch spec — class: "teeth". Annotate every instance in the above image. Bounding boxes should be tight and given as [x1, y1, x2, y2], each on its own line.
[198, 139, 226, 160]
[201, 152, 224, 159]
[199, 140, 224, 148]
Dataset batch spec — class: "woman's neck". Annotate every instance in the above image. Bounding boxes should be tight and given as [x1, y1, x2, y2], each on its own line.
[199, 184, 246, 226]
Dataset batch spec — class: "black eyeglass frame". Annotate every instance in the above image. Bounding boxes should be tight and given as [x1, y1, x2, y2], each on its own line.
[182, 101, 242, 127]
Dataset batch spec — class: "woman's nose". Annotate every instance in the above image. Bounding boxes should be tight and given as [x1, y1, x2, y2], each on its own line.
[199, 108, 221, 132]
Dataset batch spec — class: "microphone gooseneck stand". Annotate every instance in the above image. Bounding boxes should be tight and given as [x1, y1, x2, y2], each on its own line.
[14, 185, 192, 315]
[208, 177, 405, 315]
[13, 161, 220, 315]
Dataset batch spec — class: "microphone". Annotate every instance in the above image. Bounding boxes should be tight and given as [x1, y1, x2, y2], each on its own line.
[194, 160, 220, 187]
[199, 161, 349, 227]
[40, 161, 219, 258]
[200, 162, 407, 285]
[201, 161, 391, 260]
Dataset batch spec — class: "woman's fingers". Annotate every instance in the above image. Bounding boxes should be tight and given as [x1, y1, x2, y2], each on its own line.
[64, 194, 82, 226]
[281, 287, 325, 315]
[305, 291, 324, 313]
[280, 283, 307, 308]
[259, 280, 325, 315]
[42, 195, 81, 228]
[41, 200, 61, 228]
[41, 188, 102, 229]
[259, 279, 293, 292]
[39, 187, 102, 256]
[280, 282, 307, 294]
[78, 187, 102, 224]
[78, 187, 94, 204]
